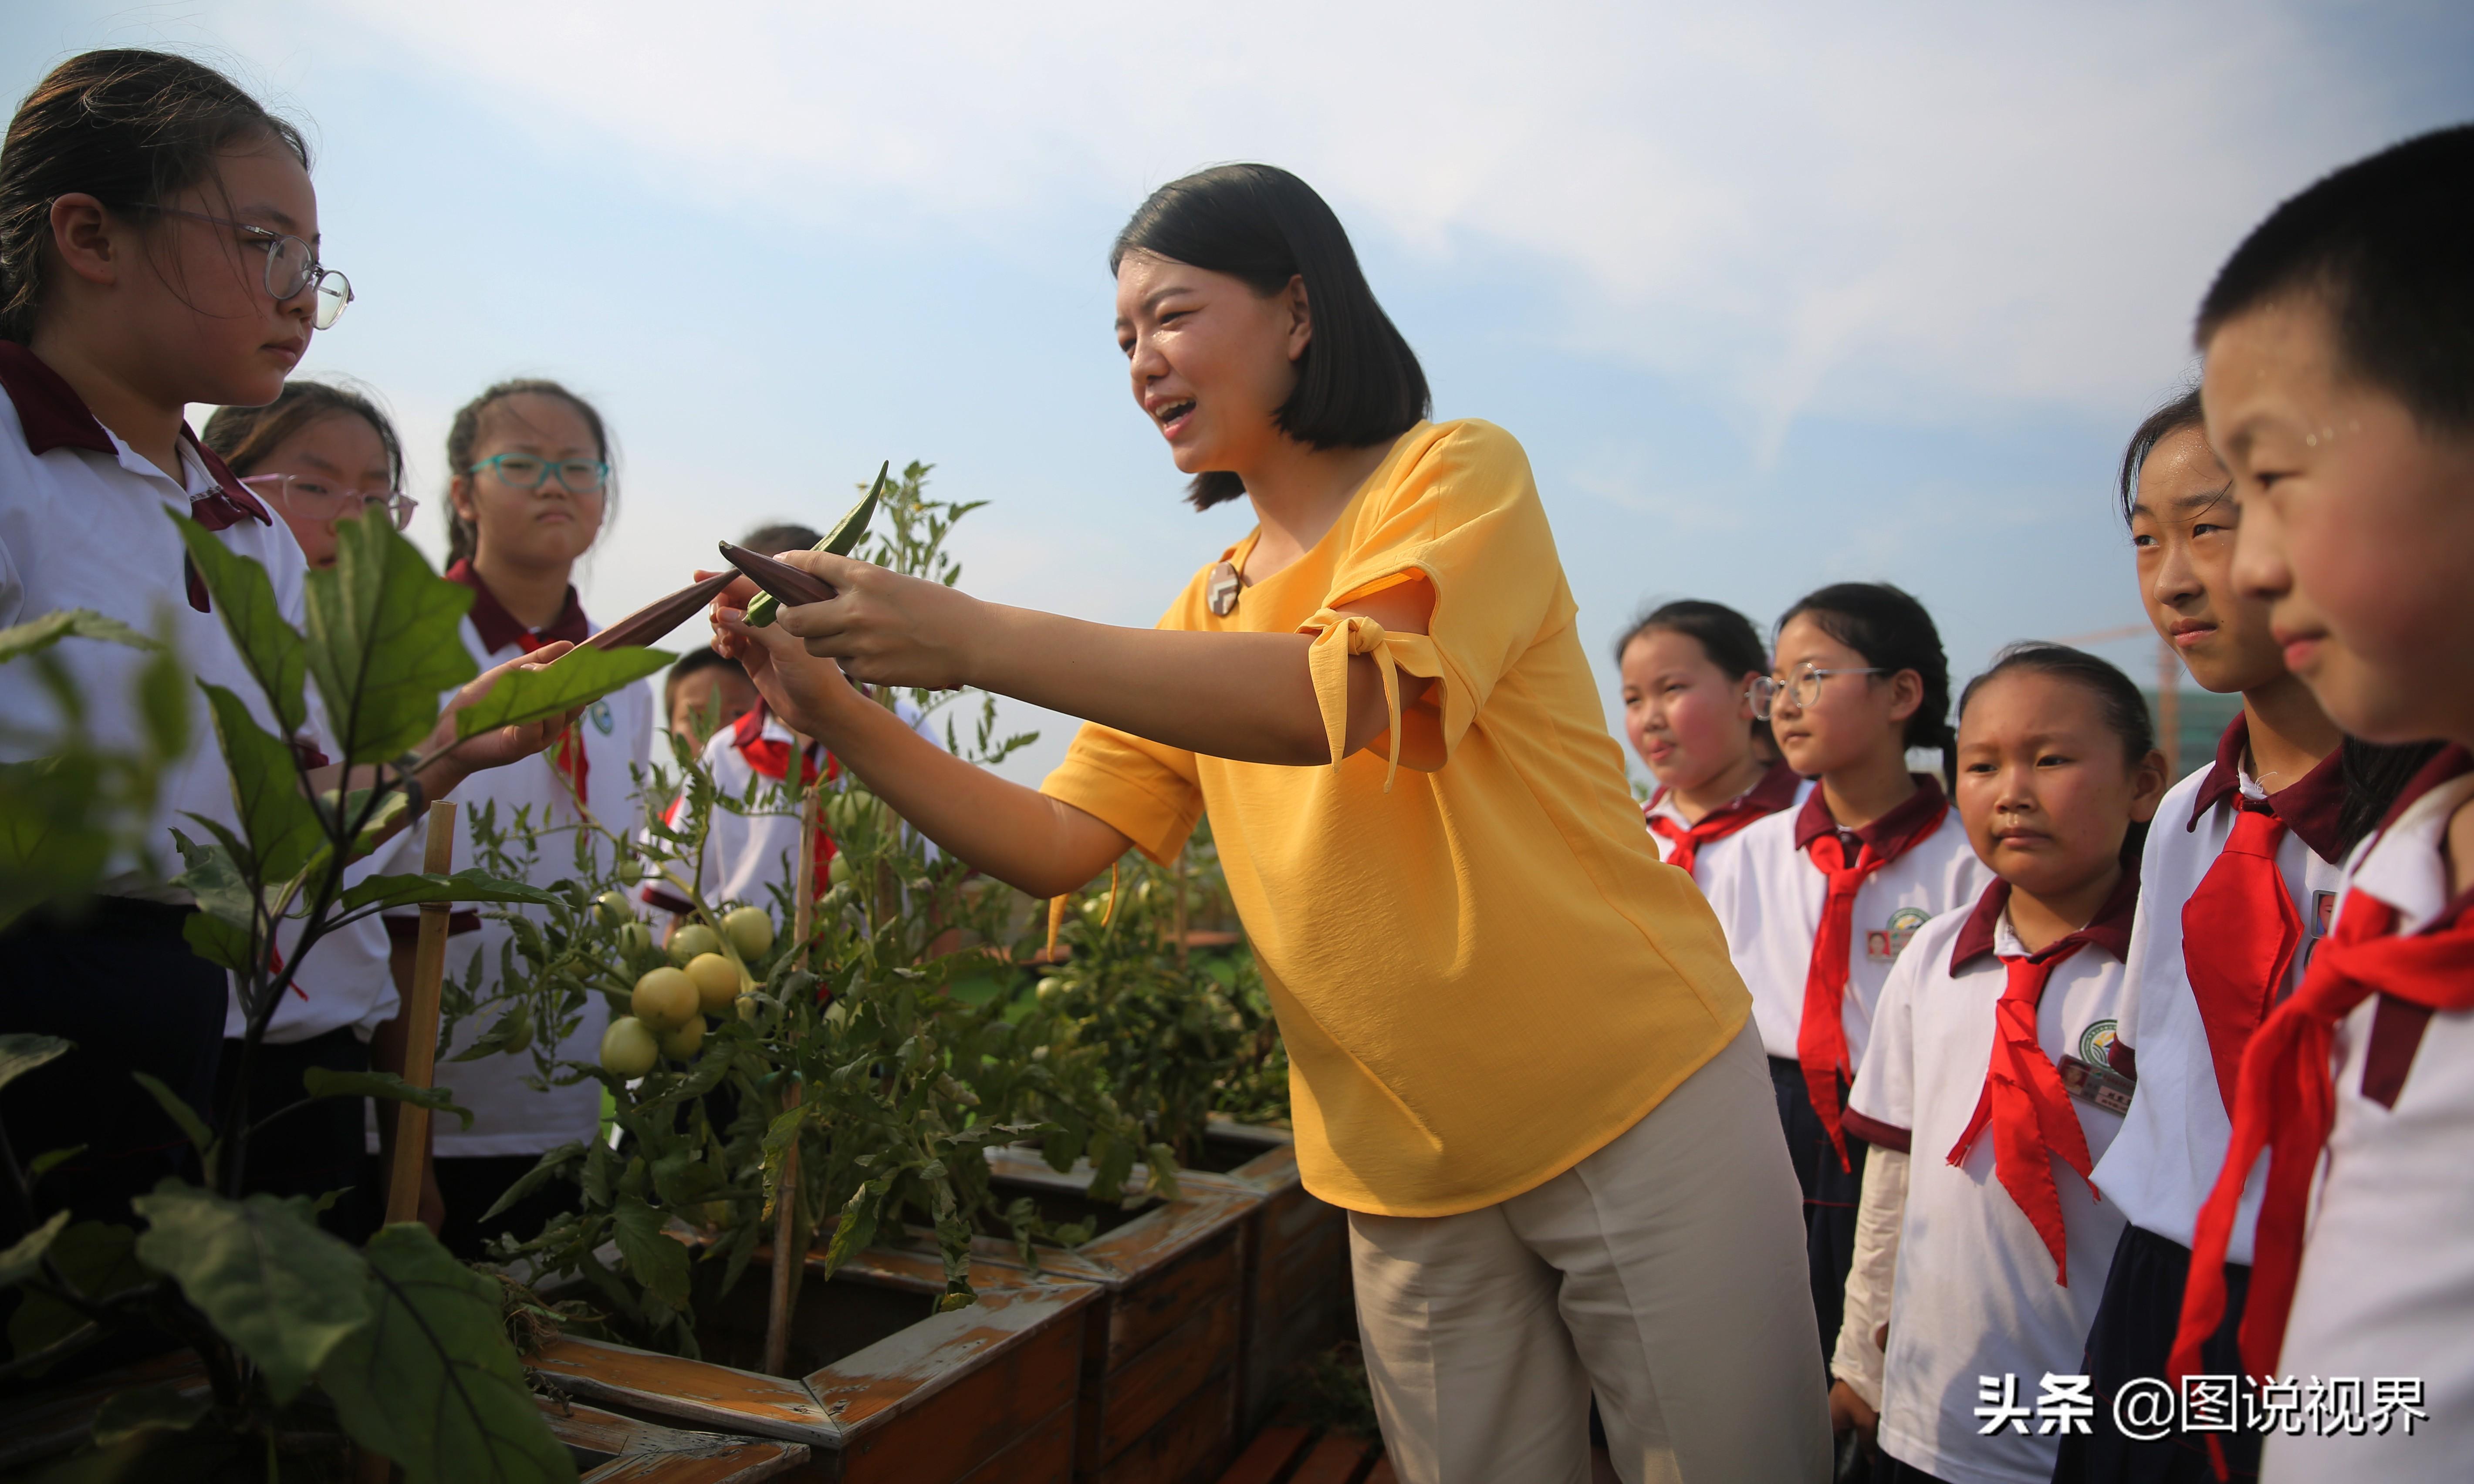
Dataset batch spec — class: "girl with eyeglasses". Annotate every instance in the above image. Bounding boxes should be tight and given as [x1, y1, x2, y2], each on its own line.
[1698, 583, 1993, 1450]
[376, 376, 655, 1258]
[0, 51, 569, 1235]
[1617, 598, 1808, 886]
[715, 163, 1830, 1482]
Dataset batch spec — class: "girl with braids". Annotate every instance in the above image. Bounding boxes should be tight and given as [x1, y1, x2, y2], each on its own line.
[1616, 598, 1806, 886]
[1703, 582, 1994, 1392]
[1839, 644, 2166, 1484]
[376, 376, 655, 1257]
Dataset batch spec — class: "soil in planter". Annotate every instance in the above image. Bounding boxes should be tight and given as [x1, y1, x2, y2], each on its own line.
[689, 1264, 941, 1378]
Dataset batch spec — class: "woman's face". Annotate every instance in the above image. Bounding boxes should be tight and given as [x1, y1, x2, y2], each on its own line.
[1766, 613, 1918, 779]
[451, 392, 605, 571]
[1619, 629, 1757, 793]
[1114, 251, 1311, 477]
[247, 411, 392, 569]
[1955, 669, 2162, 903]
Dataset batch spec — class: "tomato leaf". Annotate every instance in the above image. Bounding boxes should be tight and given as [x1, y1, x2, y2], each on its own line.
[451, 644, 672, 741]
[477, 1143, 583, 1224]
[130, 1185, 371, 1404]
[302, 1068, 474, 1132]
[198, 682, 323, 885]
[318, 1223, 577, 1484]
[127, 1074, 215, 1174]
[608, 1196, 690, 1311]
[305, 516, 478, 765]
[169, 511, 308, 734]
[0, 608, 158, 666]
[339, 869, 561, 915]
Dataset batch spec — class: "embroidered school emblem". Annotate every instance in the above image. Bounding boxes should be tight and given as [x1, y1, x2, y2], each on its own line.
[1866, 906, 1934, 962]
[589, 698, 616, 736]
[2078, 1019, 2119, 1066]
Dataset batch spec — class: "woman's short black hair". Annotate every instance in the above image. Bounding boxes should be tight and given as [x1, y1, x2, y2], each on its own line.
[2116, 387, 2210, 528]
[1777, 582, 1957, 786]
[1111, 164, 1430, 510]
[2197, 124, 2473, 435]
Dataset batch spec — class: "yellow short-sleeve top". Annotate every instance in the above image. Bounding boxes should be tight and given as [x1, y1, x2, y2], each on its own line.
[1041, 419, 1750, 1217]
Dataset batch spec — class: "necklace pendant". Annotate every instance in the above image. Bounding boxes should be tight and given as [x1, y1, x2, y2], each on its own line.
[1206, 561, 1242, 617]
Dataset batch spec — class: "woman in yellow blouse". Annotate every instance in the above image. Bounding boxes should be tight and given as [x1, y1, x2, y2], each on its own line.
[715, 165, 1828, 1484]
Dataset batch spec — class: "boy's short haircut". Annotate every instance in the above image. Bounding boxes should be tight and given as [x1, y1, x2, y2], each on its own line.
[2197, 125, 2473, 434]
[663, 645, 744, 711]
[742, 523, 823, 555]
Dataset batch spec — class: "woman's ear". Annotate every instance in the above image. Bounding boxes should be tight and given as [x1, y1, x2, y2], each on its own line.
[1885, 668, 1925, 724]
[1282, 274, 1313, 363]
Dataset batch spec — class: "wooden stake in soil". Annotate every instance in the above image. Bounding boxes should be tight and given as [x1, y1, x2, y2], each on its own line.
[384, 800, 458, 1227]
[763, 737, 822, 1377]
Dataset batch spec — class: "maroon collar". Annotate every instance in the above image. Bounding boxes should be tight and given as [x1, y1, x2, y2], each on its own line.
[1949, 867, 2141, 973]
[444, 559, 590, 651]
[0, 341, 268, 526]
[1793, 773, 1950, 857]
[2376, 745, 2474, 836]
[1645, 759, 1801, 823]
[2187, 712, 2346, 861]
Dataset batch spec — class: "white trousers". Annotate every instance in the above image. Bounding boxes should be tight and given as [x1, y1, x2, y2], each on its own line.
[1350, 1023, 1830, 1484]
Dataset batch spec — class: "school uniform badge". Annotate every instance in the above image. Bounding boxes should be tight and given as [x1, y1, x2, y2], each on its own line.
[589, 698, 616, 736]
[2077, 1019, 2118, 1066]
[1865, 906, 1933, 962]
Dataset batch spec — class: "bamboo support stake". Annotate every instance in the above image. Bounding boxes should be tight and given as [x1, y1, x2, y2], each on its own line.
[763, 735, 822, 1377]
[384, 800, 457, 1227]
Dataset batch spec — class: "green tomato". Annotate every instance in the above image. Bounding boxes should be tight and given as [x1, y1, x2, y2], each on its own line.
[600, 1017, 659, 1079]
[667, 922, 722, 967]
[685, 952, 741, 1014]
[659, 1014, 706, 1060]
[722, 905, 775, 960]
[827, 854, 855, 889]
[595, 890, 635, 928]
[1035, 976, 1065, 1004]
[632, 967, 700, 1032]
[618, 922, 654, 958]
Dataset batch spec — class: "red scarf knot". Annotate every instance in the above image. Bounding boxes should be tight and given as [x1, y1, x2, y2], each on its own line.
[2182, 803, 2303, 1117]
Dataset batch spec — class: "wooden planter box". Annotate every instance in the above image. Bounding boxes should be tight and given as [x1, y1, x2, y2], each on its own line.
[0, 1348, 811, 1482]
[1178, 1118, 1355, 1436]
[971, 1147, 1264, 1484]
[530, 1239, 1100, 1483]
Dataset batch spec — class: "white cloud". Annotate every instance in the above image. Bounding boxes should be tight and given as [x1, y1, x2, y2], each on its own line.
[297, 0, 2431, 443]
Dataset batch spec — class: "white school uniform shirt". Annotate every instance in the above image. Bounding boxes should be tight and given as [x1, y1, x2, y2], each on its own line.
[639, 700, 944, 923]
[220, 827, 407, 1045]
[382, 563, 656, 1158]
[0, 343, 314, 900]
[1847, 879, 2137, 1484]
[2090, 716, 2349, 1265]
[1705, 778, 1995, 1063]
[1640, 760, 1809, 885]
[2264, 754, 2474, 1484]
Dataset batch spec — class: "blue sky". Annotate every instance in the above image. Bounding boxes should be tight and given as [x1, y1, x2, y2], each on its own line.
[11, 1, 2471, 784]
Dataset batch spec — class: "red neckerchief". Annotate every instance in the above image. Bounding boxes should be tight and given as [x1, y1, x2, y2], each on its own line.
[1645, 761, 1801, 877]
[1794, 777, 1952, 1167]
[446, 559, 593, 800]
[730, 704, 838, 896]
[1944, 873, 2139, 1285]
[2171, 749, 2474, 1397]
[0, 341, 270, 613]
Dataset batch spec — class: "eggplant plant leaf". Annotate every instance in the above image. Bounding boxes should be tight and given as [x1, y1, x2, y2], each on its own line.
[168, 827, 257, 970]
[0, 1210, 69, 1287]
[451, 644, 672, 740]
[7, 1220, 145, 1367]
[169, 512, 307, 733]
[302, 1068, 474, 1132]
[319, 1223, 577, 1484]
[0, 607, 157, 665]
[305, 515, 478, 764]
[90, 1382, 214, 1447]
[0, 1032, 70, 1093]
[130, 1185, 370, 1404]
[198, 682, 322, 885]
[340, 868, 561, 915]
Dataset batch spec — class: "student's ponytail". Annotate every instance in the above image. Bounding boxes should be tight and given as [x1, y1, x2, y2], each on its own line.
[2334, 738, 2447, 860]
[1777, 582, 1955, 786]
[0, 50, 305, 343]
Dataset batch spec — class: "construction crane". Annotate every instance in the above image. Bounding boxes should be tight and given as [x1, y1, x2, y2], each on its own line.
[2058, 623, 2183, 779]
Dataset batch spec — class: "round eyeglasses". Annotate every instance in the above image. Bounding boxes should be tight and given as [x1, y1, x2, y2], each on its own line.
[468, 453, 611, 496]
[145, 207, 353, 330]
[242, 473, 417, 531]
[1750, 663, 1889, 720]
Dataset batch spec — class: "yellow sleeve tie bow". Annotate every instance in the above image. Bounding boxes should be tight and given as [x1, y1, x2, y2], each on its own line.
[1307, 614, 1403, 792]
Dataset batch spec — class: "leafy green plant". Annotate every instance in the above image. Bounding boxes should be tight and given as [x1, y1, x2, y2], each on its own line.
[0, 511, 670, 1481]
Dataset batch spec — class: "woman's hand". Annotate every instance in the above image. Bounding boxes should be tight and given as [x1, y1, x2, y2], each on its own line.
[765, 550, 985, 690]
[707, 573, 869, 744]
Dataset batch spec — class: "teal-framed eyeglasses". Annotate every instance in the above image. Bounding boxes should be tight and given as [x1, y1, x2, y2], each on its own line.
[1750, 663, 1888, 720]
[468, 452, 611, 496]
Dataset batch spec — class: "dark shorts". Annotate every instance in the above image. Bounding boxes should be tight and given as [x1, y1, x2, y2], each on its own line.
[1771, 1055, 1869, 1363]
[0, 899, 226, 1227]
[2052, 1222, 2259, 1483]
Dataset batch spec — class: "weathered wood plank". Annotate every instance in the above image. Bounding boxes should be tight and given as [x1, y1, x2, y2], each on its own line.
[1085, 1297, 1240, 1465]
[952, 1400, 1077, 1484]
[531, 1335, 844, 1446]
[1360, 1456, 1397, 1484]
[1087, 1221, 1245, 1371]
[1286, 1435, 1375, 1484]
[550, 1400, 812, 1484]
[830, 1287, 1088, 1484]
[1213, 1424, 1311, 1484]
[1092, 1365, 1237, 1484]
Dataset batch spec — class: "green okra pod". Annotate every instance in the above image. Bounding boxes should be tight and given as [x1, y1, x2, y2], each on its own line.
[744, 460, 889, 627]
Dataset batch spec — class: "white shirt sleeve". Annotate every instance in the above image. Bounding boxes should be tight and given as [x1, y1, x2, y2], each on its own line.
[1832, 1146, 1909, 1407]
